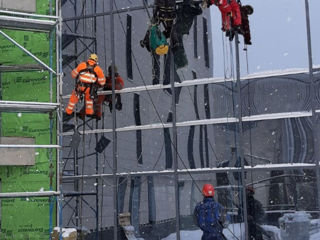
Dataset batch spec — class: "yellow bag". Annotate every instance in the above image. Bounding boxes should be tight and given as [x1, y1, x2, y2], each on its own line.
[155, 44, 169, 55]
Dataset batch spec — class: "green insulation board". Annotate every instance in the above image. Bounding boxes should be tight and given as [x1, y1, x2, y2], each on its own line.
[0, 0, 57, 239]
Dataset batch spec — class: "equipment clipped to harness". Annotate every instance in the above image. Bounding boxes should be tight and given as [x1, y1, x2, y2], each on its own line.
[90, 83, 99, 100]
[150, 24, 169, 56]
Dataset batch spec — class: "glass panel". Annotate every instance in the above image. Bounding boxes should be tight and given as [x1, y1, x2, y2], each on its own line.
[245, 169, 319, 240]
[310, 0, 320, 67]
[241, 73, 310, 116]
[242, 117, 315, 167]
[118, 174, 176, 239]
[177, 124, 236, 169]
[118, 129, 169, 172]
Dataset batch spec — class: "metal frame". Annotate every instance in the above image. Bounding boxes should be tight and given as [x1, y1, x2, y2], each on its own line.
[60, 0, 100, 238]
[61, 111, 313, 136]
[0, 0, 63, 238]
[61, 68, 312, 99]
[62, 163, 317, 180]
[304, 0, 320, 212]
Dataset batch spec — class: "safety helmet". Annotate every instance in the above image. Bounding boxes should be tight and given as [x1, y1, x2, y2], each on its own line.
[108, 65, 118, 75]
[244, 5, 254, 15]
[89, 53, 98, 62]
[202, 184, 215, 197]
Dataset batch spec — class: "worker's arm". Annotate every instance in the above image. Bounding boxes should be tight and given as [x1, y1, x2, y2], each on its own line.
[95, 66, 106, 86]
[71, 62, 86, 79]
[116, 75, 124, 90]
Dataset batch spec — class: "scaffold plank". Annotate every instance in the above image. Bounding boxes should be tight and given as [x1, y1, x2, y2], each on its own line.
[0, 191, 60, 199]
[62, 68, 311, 99]
[61, 111, 312, 136]
[0, 15, 56, 32]
[0, 100, 59, 113]
[62, 163, 316, 180]
[0, 64, 45, 72]
[0, 144, 60, 148]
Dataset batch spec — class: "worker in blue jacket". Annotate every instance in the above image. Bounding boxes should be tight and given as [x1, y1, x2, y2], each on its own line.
[194, 184, 228, 240]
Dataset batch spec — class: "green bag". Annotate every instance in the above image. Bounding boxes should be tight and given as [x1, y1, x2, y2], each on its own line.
[150, 25, 169, 55]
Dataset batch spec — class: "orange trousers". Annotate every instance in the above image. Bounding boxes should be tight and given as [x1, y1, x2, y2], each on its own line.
[94, 95, 109, 117]
[66, 86, 94, 115]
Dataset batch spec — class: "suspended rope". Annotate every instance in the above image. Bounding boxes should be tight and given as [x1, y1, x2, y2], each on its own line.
[112, 0, 203, 193]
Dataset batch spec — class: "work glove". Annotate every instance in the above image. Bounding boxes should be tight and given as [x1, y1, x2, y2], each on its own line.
[108, 102, 113, 113]
[201, 0, 212, 9]
[115, 100, 122, 111]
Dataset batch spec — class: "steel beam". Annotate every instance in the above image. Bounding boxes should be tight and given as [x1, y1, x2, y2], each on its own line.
[0, 15, 56, 32]
[61, 111, 312, 136]
[234, 32, 249, 240]
[61, 68, 312, 99]
[304, 0, 320, 213]
[0, 191, 60, 199]
[62, 163, 316, 180]
[0, 9, 59, 19]
[0, 144, 60, 148]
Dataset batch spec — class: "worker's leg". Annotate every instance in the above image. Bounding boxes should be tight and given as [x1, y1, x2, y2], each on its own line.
[66, 90, 79, 115]
[94, 95, 105, 118]
[221, 11, 230, 31]
[84, 87, 94, 115]
[230, 0, 242, 26]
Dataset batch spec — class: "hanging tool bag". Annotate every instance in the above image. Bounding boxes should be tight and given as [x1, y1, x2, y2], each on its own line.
[150, 24, 169, 55]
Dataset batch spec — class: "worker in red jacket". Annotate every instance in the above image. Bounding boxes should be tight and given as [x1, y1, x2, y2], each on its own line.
[66, 54, 106, 116]
[93, 65, 124, 119]
[204, 0, 242, 38]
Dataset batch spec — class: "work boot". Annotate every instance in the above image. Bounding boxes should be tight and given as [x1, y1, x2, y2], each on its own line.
[76, 111, 85, 121]
[228, 30, 235, 41]
[90, 114, 101, 121]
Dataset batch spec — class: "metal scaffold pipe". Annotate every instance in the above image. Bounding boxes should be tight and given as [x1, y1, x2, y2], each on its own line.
[304, 0, 320, 213]
[110, 0, 118, 239]
[234, 32, 249, 240]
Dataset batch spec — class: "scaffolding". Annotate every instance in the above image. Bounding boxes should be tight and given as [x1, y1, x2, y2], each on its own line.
[0, 0, 63, 238]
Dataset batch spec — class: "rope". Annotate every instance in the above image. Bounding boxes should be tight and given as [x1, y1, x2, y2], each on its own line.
[113, 0, 203, 193]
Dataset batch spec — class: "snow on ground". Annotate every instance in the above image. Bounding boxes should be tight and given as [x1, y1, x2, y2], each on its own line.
[161, 223, 320, 240]
[162, 224, 244, 240]
[311, 231, 320, 240]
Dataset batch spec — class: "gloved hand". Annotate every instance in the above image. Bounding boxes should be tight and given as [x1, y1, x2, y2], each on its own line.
[201, 0, 208, 9]
[108, 102, 112, 113]
[201, 0, 211, 9]
[115, 100, 122, 111]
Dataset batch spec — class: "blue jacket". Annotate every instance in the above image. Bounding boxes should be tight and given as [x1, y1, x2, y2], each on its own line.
[194, 197, 226, 240]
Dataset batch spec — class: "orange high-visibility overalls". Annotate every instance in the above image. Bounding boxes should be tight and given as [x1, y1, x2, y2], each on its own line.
[66, 59, 106, 115]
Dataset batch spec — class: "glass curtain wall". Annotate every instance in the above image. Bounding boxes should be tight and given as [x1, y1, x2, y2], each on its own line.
[61, 1, 320, 240]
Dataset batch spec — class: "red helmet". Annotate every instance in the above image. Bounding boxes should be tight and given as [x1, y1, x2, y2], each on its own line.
[202, 184, 215, 197]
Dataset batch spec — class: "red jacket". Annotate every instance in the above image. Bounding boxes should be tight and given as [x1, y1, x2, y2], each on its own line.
[105, 75, 124, 91]
[211, 0, 242, 30]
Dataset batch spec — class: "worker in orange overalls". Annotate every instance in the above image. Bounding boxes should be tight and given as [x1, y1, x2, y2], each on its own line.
[93, 65, 124, 119]
[66, 54, 106, 116]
